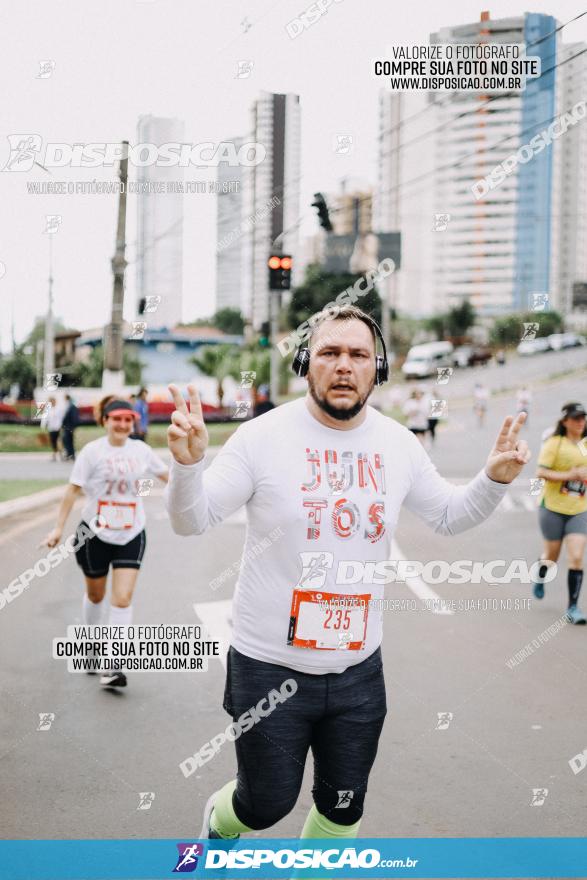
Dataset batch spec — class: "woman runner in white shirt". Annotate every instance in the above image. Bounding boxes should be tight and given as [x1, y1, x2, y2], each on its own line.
[42, 397, 168, 688]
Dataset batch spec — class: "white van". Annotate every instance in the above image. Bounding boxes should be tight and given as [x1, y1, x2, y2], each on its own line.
[402, 342, 454, 379]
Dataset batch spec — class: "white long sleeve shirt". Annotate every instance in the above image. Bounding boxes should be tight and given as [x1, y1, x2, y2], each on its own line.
[165, 397, 507, 674]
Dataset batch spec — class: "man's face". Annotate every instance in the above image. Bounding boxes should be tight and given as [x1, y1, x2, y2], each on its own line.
[307, 318, 376, 421]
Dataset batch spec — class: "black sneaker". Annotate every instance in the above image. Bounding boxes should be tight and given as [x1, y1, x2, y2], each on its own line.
[100, 671, 127, 688]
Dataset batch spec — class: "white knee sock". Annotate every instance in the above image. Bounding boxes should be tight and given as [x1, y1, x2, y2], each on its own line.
[83, 593, 106, 626]
[108, 604, 133, 631]
[107, 605, 133, 672]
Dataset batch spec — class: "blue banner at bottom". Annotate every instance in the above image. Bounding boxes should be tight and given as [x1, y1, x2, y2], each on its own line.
[1, 838, 586, 879]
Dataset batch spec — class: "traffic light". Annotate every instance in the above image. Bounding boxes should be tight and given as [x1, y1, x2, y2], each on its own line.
[259, 321, 270, 347]
[268, 254, 292, 290]
[138, 297, 146, 315]
[311, 192, 333, 232]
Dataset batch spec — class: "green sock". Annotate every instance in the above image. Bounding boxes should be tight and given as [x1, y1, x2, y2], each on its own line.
[300, 803, 361, 839]
[209, 780, 254, 839]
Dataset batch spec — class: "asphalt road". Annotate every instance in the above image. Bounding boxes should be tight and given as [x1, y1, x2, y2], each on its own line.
[1, 361, 587, 857]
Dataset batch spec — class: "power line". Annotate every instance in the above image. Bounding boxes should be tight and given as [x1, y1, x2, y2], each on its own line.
[375, 44, 587, 165]
[378, 11, 587, 138]
[329, 49, 587, 217]
[372, 92, 587, 205]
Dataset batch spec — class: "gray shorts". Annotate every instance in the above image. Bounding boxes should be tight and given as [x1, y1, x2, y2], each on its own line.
[539, 505, 587, 541]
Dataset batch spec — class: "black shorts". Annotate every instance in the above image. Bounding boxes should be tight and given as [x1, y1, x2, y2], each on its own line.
[222, 646, 386, 830]
[74, 520, 146, 578]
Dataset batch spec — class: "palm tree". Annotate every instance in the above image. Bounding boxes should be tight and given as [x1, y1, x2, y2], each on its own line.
[190, 344, 240, 406]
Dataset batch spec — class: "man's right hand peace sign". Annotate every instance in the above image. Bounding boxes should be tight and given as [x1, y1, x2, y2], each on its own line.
[167, 384, 209, 465]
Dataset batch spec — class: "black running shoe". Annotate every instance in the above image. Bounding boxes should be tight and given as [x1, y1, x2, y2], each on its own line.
[100, 671, 127, 688]
[199, 791, 240, 841]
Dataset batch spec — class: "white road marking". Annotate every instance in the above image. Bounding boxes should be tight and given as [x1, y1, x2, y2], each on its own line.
[390, 539, 454, 615]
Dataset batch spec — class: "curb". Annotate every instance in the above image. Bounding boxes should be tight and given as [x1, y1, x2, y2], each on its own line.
[0, 448, 219, 521]
[0, 485, 66, 522]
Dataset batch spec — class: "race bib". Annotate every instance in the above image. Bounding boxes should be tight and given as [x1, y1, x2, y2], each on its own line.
[287, 589, 370, 651]
[97, 500, 136, 530]
[560, 480, 586, 498]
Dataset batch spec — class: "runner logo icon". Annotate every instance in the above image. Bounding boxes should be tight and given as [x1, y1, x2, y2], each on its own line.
[298, 551, 334, 587]
[173, 843, 204, 872]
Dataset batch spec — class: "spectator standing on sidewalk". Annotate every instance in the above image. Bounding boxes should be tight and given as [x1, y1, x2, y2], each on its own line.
[61, 394, 80, 461]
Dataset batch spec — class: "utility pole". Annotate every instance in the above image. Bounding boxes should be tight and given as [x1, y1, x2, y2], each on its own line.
[269, 292, 280, 404]
[102, 141, 129, 392]
[35, 339, 44, 389]
[42, 235, 55, 384]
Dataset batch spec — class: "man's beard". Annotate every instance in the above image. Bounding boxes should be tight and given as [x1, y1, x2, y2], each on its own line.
[307, 375, 374, 421]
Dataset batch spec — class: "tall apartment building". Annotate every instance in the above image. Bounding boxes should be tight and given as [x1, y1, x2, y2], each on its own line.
[550, 42, 587, 314]
[215, 136, 244, 313]
[376, 12, 561, 317]
[330, 179, 373, 236]
[243, 92, 301, 329]
[375, 90, 435, 316]
[135, 115, 184, 329]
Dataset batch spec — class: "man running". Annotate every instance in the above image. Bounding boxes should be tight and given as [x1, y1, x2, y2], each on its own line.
[165, 305, 530, 842]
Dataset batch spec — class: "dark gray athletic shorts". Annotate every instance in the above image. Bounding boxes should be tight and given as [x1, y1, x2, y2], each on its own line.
[539, 506, 587, 541]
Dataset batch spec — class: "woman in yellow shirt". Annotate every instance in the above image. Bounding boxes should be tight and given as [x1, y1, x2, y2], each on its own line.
[533, 402, 587, 624]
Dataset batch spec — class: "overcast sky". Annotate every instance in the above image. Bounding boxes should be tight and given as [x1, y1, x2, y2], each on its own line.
[0, 0, 585, 351]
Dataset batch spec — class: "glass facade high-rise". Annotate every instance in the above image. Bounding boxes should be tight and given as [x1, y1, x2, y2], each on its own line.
[136, 115, 184, 329]
[244, 92, 301, 329]
[376, 12, 565, 317]
[215, 136, 244, 313]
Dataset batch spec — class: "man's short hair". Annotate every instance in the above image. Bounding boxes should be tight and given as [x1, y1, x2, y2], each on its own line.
[306, 305, 378, 352]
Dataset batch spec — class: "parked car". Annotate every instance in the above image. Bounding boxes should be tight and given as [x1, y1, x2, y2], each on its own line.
[548, 333, 566, 351]
[402, 342, 454, 379]
[561, 332, 585, 348]
[547, 332, 586, 351]
[452, 345, 492, 368]
[146, 400, 228, 423]
[0, 402, 20, 423]
[517, 337, 551, 356]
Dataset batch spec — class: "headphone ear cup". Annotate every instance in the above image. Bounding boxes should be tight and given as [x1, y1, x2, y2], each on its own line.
[375, 355, 389, 386]
[292, 348, 310, 378]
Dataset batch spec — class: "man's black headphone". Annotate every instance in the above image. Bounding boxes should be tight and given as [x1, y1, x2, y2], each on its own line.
[291, 314, 389, 386]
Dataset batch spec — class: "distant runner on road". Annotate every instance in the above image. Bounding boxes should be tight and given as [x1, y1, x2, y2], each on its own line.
[532, 402, 587, 624]
[165, 305, 530, 843]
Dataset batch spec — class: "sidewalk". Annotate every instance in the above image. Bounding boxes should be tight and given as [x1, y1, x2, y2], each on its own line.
[0, 448, 217, 521]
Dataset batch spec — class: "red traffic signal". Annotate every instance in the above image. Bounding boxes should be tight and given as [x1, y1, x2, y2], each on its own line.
[268, 254, 292, 290]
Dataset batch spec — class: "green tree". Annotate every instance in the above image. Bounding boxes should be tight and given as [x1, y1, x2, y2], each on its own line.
[423, 314, 447, 341]
[178, 309, 245, 335]
[190, 344, 241, 405]
[490, 311, 564, 346]
[69, 345, 145, 387]
[424, 300, 476, 341]
[0, 348, 36, 398]
[286, 265, 383, 331]
[446, 300, 476, 337]
[213, 308, 245, 335]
